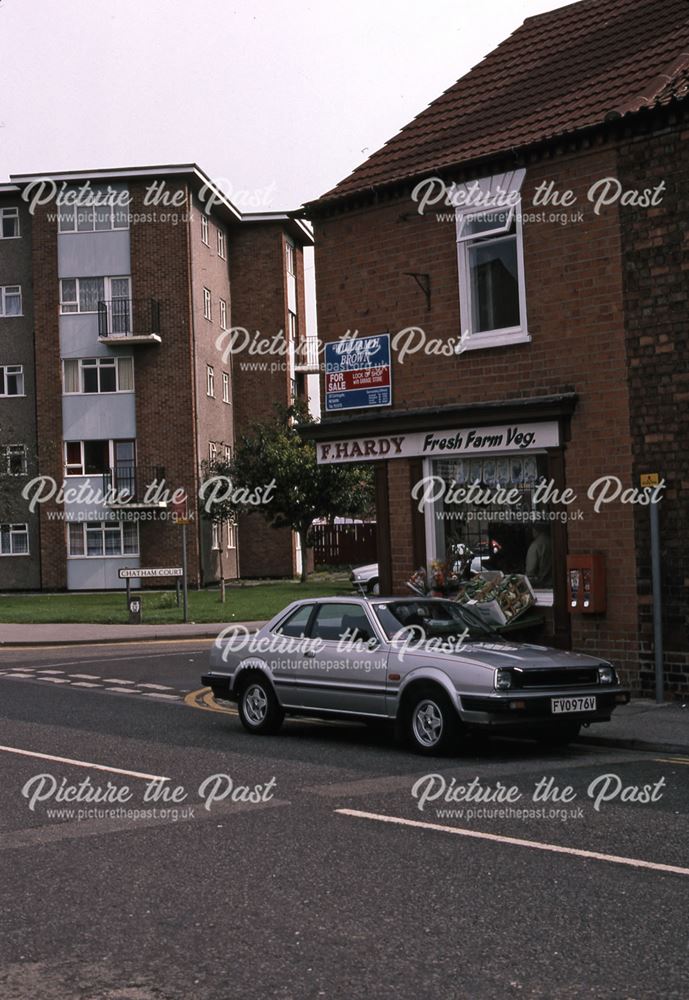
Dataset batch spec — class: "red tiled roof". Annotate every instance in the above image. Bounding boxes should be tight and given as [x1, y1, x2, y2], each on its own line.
[315, 0, 689, 205]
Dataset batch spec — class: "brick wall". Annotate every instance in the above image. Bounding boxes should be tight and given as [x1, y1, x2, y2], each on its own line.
[313, 143, 642, 685]
[618, 120, 689, 696]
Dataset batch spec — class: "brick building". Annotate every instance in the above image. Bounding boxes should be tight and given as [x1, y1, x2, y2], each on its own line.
[0, 165, 313, 590]
[303, 0, 689, 695]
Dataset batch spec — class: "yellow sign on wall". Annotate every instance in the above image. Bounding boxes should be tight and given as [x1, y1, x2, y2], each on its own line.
[640, 473, 660, 488]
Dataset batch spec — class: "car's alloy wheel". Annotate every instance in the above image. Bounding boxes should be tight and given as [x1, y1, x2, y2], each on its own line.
[238, 676, 284, 735]
[405, 687, 461, 755]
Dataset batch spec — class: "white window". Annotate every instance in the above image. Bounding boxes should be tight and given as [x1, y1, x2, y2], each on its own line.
[206, 365, 215, 397]
[2, 445, 27, 476]
[63, 356, 134, 394]
[227, 520, 237, 549]
[285, 240, 295, 275]
[58, 187, 129, 232]
[222, 372, 230, 403]
[201, 214, 209, 245]
[0, 523, 29, 555]
[64, 439, 134, 477]
[223, 443, 232, 463]
[0, 365, 24, 396]
[209, 441, 218, 464]
[211, 522, 220, 550]
[455, 170, 529, 351]
[0, 208, 20, 239]
[67, 521, 138, 557]
[60, 276, 130, 315]
[203, 287, 212, 321]
[217, 228, 226, 259]
[287, 310, 297, 342]
[219, 298, 227, 330]
[0, 285, 22, 317]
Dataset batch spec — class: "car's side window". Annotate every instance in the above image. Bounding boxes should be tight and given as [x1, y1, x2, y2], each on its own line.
[275, 604, 314, 637]
[311, 603, 375, 643]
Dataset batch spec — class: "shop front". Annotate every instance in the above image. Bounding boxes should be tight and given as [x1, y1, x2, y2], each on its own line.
[305, 394, 577, 649]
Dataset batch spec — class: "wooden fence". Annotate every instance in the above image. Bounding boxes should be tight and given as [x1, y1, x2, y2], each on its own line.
[311, 523, 377, 567]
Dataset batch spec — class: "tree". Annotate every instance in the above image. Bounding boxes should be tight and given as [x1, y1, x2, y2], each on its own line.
[229, 402, 375, 582]
[199, 458, 241, 603]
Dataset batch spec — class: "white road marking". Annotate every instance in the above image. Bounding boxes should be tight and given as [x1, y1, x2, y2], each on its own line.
[5, 673, 34, 679]
[38, 678, 71, 684]
[141, 692, 180, 701]
[10, 667, 34, 672]
[70, 682, 103, 688]
[35, 670, 65, 675]
[0, 745, 168, 781]
[102, 678, 136, 684]
[138, 683, 174, 691]
[336, 809, 689, 878]
[68, 674, 101, 680]
[105, 687, 141, 693]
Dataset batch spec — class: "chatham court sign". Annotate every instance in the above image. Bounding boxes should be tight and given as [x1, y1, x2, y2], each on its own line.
[316, 421, 560, 464]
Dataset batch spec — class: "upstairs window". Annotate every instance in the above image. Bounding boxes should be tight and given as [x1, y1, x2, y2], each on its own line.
[0, 365, 24, 396]
[60, 276, 130, 314]
[201, 214, 209, 245]
[0, 208, 20, 239]
[217, 228, 226, 259]
[0, 285, 22, 317]
[203, 287, 212, 321]
[63, 356, 134, 394]
[455, 170, 528, 351]
[285, 241, 295, 275]
[206, 365, 215, 397]
[222, 371, 230, 403]
[219, 298, 227, 330]
[2, 445, 27, 476]
[58, 187, 129, 232]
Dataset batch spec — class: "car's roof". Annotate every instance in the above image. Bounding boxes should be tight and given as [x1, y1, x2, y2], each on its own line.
[291, 596, 451, 606]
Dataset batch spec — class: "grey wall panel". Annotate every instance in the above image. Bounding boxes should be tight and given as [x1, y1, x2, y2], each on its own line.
[67, 556, 140, 591]
[62, 394, 136, 440]
[57, 230, 131, 279]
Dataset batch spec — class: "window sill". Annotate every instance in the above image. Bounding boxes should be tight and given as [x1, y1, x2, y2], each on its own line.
[0, 551, 31, 557]
[456, 329, 531, 353]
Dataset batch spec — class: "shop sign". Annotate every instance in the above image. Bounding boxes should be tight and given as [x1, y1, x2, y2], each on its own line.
[324, 334, 391, 412]
[316, 421, 560, 464]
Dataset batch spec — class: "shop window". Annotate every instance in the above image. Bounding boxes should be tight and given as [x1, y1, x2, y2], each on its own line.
[455, 170, 528, 351]
[428, 453, 553, 596]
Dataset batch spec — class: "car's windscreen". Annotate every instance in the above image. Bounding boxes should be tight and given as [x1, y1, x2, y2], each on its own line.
[372, 600, 497, 640]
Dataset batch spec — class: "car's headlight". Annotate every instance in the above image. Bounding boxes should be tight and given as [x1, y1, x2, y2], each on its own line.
[598, 665, 616, 685]
[495, 669, 513, 691]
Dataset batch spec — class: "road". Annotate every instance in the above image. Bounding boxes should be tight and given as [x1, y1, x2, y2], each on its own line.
[1, 641, 688, 1000]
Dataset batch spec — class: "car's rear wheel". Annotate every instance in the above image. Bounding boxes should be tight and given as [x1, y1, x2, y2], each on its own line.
[535, 723, 581, 747]
[237, 675, 284, 735]
[402, 686, 462, 755]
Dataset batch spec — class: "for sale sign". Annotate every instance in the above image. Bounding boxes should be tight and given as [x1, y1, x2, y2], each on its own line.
[324, 334, 392, 412]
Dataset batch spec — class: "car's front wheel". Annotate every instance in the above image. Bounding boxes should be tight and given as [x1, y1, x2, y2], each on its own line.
[403, 686, 461, 755]
[237, 675, 284, 735]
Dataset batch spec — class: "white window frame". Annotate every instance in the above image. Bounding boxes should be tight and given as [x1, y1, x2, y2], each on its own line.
[59, 276, 131, 315]
[285, 240, 295, 275]
[62, 356, 134, 395]
[206, 365, 215, 397]
[222, 372, 230, 403]
[211, 522, 220, 550]
[2, 444, 27, 476]
[219, 298, 227, 330]
[67, 520, 139, 558]
[58, 188, 129, 233]
[0, 208, 20, 239]
[226, 519, 237, 549]
[209, 442, 218, 464]
[201, 214, 209, 246]
[223, 443, 232, 463]
[0, 365, 24, 396]
[0, 285, 22, 317]
[217, 228, 226, 259]
[455, 171, 529, 352]
[0, 522, 29, 556]
[203, 287, 212, 321]
[63, 439, 135, 478]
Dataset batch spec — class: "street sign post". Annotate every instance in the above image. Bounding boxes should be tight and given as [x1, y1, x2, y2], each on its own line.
[642, 473, 664, 703]
[118, 567, 184, 624]
[171, 497, 191, 623]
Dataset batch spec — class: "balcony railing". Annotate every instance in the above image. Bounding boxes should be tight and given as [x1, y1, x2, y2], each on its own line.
[97, 298, 161, 342]
[102, 464, 167, 506]
[294, 337, 321, 373]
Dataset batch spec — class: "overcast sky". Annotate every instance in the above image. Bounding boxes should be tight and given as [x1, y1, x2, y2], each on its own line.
[1, 0, 574, 209]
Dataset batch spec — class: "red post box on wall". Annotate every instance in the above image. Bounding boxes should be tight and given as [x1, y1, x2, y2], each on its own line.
[566, 553, 606, 614]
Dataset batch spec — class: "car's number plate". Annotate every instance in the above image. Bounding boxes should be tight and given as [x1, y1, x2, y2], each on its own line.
[551, 695, 596, 714]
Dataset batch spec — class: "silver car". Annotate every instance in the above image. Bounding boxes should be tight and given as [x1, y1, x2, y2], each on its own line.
[202, 596, 630, 755]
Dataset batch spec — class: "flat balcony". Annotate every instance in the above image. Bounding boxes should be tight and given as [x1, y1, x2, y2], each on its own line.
[294, 337, 321, 374]
[102, 464, 168, 509]
[98, 299, 162, 345]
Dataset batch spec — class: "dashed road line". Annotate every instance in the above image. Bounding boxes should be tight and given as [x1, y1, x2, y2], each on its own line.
[138, 683, 174, 691]
[68, 674, 101, 680]
[0, 745, 168, 781]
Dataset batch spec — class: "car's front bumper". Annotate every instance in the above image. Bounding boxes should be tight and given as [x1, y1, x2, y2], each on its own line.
[202, 671, 235, 702]
[459, 687, 630, 728]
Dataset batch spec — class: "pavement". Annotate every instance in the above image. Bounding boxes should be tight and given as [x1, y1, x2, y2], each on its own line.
[1, 621, 687, 756]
